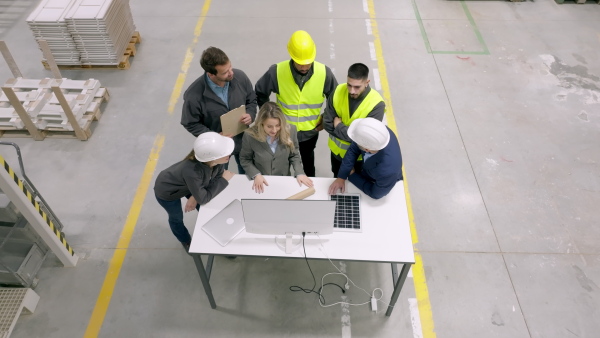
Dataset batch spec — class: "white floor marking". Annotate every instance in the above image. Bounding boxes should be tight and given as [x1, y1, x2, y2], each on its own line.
[365, 19, 372, 35]
[373, 68, 382, 90]
[329, 19, 334, 34]
[330, 42, 336, 60]
[362, 0, 369, 13]
[341, 295, 352, 337]
[369, 42, 376, 61]
[409, 298, 424, 338]
[328, 0, 333, 13]
[339, 261, 351, 337]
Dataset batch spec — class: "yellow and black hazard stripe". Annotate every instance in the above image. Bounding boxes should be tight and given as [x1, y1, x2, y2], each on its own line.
[0, 155, 74, 256]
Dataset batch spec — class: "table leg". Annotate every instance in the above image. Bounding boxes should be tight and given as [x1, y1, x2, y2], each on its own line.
[206, 255, 214, 280]
[192, 254, 216, 309]
[386, 263, 412, 316]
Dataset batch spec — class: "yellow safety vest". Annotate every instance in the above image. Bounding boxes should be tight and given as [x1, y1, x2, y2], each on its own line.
[328, 84, 384, 158]
[276, 61, 326, 132]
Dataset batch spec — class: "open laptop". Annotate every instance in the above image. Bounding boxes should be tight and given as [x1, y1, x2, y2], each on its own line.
[241, 199, 336, 236]
[201, 199, 246, 246]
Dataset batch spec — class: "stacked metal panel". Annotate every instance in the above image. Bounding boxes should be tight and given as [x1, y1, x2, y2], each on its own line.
[26, 0, 80, 65]
[65, 0, 136, 65]
[0, 90, 48, 129]
[1, 78, 104, 131]
[0, 79, 53, 129]
[26, 0, 136, 66]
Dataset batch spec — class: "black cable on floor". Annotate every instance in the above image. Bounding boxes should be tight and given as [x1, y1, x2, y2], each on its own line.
[289, 233, 345, 305]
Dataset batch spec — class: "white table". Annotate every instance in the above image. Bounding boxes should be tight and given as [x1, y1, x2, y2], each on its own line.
[189, 175, 415, 316]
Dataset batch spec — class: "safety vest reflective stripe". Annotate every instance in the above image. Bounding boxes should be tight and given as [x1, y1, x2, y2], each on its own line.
[276, 99, 324, 111]
[275, 61, 326, 132]
[328, 84, 384, 158]
[275, 102, 321, 123]
[329, 134, 350, 151]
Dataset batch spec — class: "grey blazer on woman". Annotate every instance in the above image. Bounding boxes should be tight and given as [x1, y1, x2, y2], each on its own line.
[240, 125, 305, 179]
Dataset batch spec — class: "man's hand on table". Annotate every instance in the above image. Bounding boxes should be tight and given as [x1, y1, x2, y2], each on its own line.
[328, 178, 346, 195]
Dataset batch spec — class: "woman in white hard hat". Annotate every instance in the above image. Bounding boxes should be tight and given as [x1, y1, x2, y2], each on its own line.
[328, 118, 403, 199]
[240, 102, 313, 193]
[154, 132, 235, 252]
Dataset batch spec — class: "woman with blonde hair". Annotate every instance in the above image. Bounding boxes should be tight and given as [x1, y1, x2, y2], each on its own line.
[240, 102, 313, 193]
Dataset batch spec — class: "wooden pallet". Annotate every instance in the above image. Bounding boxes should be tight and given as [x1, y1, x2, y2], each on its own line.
[0, 88, 109, 140]
[41, 31, 142, 70]
[42, 89, 108, 139]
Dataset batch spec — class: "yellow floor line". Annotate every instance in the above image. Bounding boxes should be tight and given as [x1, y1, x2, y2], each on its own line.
[83, 1, 212, 337]
[168, 0, 211, 115]
[84, 135, 163, 338]
[366, 1, 436, 337]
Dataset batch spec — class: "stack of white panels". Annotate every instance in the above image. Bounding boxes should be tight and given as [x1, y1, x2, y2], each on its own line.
[38, 79, 101, 130]
[0, 89, 51, 129]
[65, 0, 135, 65]
[0, 107, 25, 129]
[2, 78, 104, 131]
[1, 79, 54, 129]
[26, 0, 80, 65]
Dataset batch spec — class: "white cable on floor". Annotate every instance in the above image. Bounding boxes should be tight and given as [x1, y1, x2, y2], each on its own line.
[315, 235, 393, 310]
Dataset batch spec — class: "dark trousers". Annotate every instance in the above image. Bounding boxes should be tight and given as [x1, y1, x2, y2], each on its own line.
[155, 194, 199, 244]
[299, 134, 319, 177]
[224, 153, 245, 175]
[331, 153, 363, 178]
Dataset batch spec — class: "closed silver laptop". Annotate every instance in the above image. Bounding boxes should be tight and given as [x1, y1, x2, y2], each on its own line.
[201, 199, 245, 246]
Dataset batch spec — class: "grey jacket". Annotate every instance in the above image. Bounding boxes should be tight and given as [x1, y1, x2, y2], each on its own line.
[239, 126, 304, 179]
[154, 159, 228, 204]
[181, 69, 258, 154]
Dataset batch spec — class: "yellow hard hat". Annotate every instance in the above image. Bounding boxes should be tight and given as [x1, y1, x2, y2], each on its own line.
[287, 30, 316, 65]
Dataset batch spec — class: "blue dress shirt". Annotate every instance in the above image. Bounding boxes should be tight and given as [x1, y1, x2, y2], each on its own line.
[206, 74, 229, 109]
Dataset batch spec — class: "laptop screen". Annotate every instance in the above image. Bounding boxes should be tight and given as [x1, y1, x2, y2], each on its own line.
[241, 199, 336, 236]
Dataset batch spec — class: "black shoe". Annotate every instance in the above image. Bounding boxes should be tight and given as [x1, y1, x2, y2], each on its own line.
[181, 242, 191, 256]
[225, 256, 237, 259]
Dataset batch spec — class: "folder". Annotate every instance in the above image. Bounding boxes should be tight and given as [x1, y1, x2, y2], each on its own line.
[220, 105, 248, 136]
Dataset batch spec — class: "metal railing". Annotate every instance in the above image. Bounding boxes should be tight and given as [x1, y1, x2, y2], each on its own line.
[0, 142, 64, 232]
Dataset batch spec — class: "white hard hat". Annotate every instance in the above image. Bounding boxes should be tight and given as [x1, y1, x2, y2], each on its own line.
[193, 132, 235, 162]
[347, 118, 390, 151]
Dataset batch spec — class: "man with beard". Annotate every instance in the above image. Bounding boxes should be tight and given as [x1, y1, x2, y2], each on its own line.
[323, 63, 385, 178]
[254, 30, 337, 177]
[181, 47, 257, 174]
